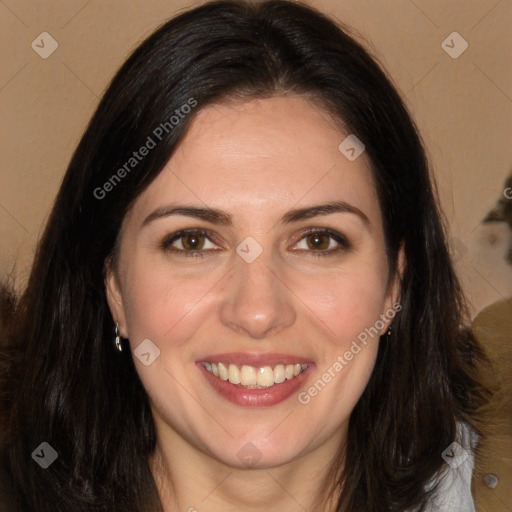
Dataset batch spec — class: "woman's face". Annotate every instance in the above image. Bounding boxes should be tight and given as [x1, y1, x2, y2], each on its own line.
[106, 95, 401, 469]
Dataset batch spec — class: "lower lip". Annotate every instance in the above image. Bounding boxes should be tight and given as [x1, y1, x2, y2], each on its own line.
[197, 363, 313, 407]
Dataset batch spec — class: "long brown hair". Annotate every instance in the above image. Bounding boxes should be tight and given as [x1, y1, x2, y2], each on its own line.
[1, 1, 491, 510]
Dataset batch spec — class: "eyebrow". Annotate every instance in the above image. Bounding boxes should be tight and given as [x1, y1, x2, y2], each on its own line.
[142, 201, 370, 228]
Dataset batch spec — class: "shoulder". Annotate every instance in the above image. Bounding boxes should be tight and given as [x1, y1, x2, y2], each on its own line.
[424, 422, 478, 512]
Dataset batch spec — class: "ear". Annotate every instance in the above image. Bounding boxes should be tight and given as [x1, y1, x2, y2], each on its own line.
[380, 244, 405, 334]
[104, 257, 128, 338]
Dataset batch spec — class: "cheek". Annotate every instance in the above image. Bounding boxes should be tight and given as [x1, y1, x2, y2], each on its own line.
[294, 266, 388, 428]
[296, 265, 389, 345]
[119, 257, 220, 349]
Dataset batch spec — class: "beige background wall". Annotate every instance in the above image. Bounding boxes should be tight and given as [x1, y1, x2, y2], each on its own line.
[1, 0, 511, 315]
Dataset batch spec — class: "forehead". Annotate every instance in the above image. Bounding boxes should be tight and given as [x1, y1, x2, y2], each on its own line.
[131, 95, 380, 224]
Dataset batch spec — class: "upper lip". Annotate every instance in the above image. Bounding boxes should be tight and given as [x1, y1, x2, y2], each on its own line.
[197, 352, 313, 367]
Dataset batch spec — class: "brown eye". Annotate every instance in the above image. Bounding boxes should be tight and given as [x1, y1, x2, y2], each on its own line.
[160, 229, 219, 257]
[292, 229, 351, 256]
[305, 233, 330, 250]
[181, 232, 205, 250]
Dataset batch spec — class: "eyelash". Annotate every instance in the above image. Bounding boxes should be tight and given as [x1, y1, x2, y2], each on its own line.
[159, 228, 351, 259]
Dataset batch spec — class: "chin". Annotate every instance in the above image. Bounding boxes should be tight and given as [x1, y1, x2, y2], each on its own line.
[206, 437, 307, 470]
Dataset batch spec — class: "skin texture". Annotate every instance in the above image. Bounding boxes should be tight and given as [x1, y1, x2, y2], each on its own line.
[106, 95, 402, 511]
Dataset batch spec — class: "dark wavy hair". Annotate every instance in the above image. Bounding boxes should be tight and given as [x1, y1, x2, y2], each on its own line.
[0, 1, 491, 510]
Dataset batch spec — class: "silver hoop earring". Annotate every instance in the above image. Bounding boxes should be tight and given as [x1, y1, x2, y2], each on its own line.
[114, 323, 123, 352]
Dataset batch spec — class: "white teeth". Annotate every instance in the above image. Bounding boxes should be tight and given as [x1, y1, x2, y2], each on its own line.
[228, 364, 240, 384]
[257, 366, 274, 387]
[273, 364, 285, 383]
[218, 362, 228, 380]
[240, 365, 257, 386]
[203, 361, 309, 388]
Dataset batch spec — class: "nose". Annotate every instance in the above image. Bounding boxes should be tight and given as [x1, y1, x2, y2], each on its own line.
[219, 254, 296, 339]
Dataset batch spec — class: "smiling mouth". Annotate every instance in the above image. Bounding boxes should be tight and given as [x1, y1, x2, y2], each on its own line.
[202, 362, 308, 389]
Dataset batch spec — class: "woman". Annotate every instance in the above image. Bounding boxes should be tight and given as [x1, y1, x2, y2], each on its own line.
[0, 1, 491, 510]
